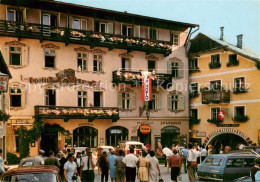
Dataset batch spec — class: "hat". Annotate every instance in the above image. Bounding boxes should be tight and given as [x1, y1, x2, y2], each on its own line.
[39, 149, 45, 154]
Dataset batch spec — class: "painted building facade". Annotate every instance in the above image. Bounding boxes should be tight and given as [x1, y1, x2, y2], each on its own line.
[0, 0, 198, 156]
[188, 28, 260, 150]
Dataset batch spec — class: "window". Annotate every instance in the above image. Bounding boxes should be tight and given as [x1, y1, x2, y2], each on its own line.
[95, 21, 113, 34]
[235, 106, 245, 117]
[121, 58, 130, 71]
[204, 158, 223, 167]
[45, 49, 56, 68]
[42, 14, 57, 26]
[167, 93, 184, 111]
[226, 159, 243, 168]
[122, 92, 130, 109]
[148, 60, 156, 72]
[93, 54, 103, 72]
[211, 107, 220, 119]
[77, 53, 87, 71]
[229, 54, 237, 63]
[117, 91, 136, 110]
[78, 90, 87, 107]
[10, 46, 21, 65]
[172, 34, 179, 46]
[211, 54, 220, 64]
[10, 88, 22, 107]
[73, 19, 87, 30]
[148, 93, 157, 110]
[7, 9, 15, 21]
[244, 158, 255, 167]
[73, 19, 80, 29]
[190, 109, 198, 119]
[122, 25, 133, 37]
[149, 28, 157, 40]
[190, 83, 198, 94]
[94, 92, 102, 107]
[234, 77, 245, 90]
[189, 58, 198, 69]
[106, 126, 128, 147]
[45, 89, 56, 106]
[210, 80, 221, 90]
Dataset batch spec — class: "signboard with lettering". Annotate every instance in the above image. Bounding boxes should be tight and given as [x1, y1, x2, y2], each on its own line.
[141, 71, 152, 101]
[0, 73, 9, 92]
[140, 124, 151, 134]
[217, 124, 239, 127]
[196, 132, 206, 137]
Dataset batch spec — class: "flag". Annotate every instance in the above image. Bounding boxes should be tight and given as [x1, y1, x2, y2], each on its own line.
[142, 71, 152, 101]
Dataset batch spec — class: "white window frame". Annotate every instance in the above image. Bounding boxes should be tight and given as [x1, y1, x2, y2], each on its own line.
[122, 92, 131, 110]
[170, 94, 179, 111]
[190, 108, 199, 119]
[44, 48, 56, 68]
[234, 77, 246, 90]
[233, 105, 246, 117]
[190, 82, 198, 93]
[7, 9, 16, 21]
[148, 93, 158, 110]
[9, 46, 22, 66]
[42, 14, 51, 26]
[93, 54, 103, 72]
[99, 22, 106, 33]
[210, 107, 221, 120]
[72, 18, 87, 30]
[77, 52, 87, 71]
[190, 58, 199, 69]
[148, 59, 157, 72]
[210, 54, 221, 64]
[149, 28, 158, 40]
[72, 18, 80, 29]
[10, 88, 22, 108]
[172, 33, 180, 46]
[209, 79, 222, 90]
[171, 61, 179, 78]
[121, 57, 131, 71]
[45, 89, 56, 106]
[78, 90, 87, 107]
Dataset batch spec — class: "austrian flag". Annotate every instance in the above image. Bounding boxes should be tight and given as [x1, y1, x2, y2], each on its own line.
[142, 71, 152, 101]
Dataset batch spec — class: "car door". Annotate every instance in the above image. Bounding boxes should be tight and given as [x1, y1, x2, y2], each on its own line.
[224, 158, 244, 181]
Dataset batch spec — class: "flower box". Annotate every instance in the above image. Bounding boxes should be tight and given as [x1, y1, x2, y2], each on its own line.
[233, 115, 249, 122]
[227, 59, 239, 67]
[233, 87, 248, 94]
[207, 118, 222, 124]
[209, 62, 221, 69]
[189, 117, 201, 124]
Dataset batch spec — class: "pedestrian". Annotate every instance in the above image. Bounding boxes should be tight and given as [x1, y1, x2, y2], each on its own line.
[60, 153, 68, 181]
[32, 149, 45, 166]
[115, 150, 125, 182]
[97, 147, 103, 175]
[0, 149, 5, 175]
[147, 150, 161, 182]
[108, 148, 113, 157]
[45, 151, 61, 168]
[108, 150, 117, 182]
[74, 152, 82, 175]
[224, 145, 231, 153]
[137, 151, 149, 182]
[162, 145, 173, 173]
[180, 146, 188, 173]
[207, 145, 213, 156]
[187, 143, 197, 182]
[169, 149, 181, 182]
[200, 146, 207, 162]
[64, 153, 78, 182]
[122, 147, 138, 182]
[251, 158, 260, 181]
[80, 148, 97, 182]
[81, 150, 86, 157]
[99, 151, 109, 182]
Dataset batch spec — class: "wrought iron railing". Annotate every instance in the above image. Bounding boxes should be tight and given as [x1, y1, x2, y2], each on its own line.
[201, 90, 230, 104]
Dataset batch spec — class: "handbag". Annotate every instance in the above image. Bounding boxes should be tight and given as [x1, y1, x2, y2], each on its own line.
[190, 161, 198, 167]
[158, 176, 164, 182]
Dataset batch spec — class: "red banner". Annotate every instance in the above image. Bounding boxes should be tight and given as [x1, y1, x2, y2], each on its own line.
[142, 71, 152, 101]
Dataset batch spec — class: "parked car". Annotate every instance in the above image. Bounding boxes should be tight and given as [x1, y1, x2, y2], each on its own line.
[19, 156, 47, 167]
[1, 166, 61, 182]
[197, 153, 257, 181]
[119, 141, 145, 155]
[73, 147, 87, 154]
[235, 176, 252, 182]
[244, 146, 260, 155]
[99, 146, 114, 153]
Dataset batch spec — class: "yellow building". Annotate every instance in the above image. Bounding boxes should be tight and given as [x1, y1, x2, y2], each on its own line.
[188, 27, 260, 150]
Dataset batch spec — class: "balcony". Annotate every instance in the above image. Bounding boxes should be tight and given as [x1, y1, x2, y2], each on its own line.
[0, 20, 172, 56]
[112, 70, 173, 89]
[201, 90, 230, 104]
[34, 105, 120, 122]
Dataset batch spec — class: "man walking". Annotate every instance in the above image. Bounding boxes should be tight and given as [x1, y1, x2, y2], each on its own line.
[181, 146, 188, 173]
[45, 151, 61, 168]
[99, 151, 109, 182]
[200, 146, 207, 162]
[123, 148, 138, 182]
[187, 143, 197, 182]
[32, 149, 45, 166]
[162, 145, 173, 173]
[80, 148, 97, 182]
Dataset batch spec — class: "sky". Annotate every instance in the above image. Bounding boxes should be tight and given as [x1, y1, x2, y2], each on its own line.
[60, 0, 260, 52]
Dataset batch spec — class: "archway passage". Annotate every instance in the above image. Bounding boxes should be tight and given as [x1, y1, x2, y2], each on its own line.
[209, 133, 247, 153]
[161, 126, 180, 148]
[73, 126, 98, 147]
[106, 126, 128, 147]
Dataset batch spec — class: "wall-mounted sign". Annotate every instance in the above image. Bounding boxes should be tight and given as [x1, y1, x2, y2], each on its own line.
[196, 132, 206, 137]
[111, 129, 122, 134]
[161, 121, 181, 125]
[0, 73, 9, 92]
[218, 110, 225, 120]
[140, 124, 151, 134]
[141, 71, 152, 101]
[217, 124, 239, 127]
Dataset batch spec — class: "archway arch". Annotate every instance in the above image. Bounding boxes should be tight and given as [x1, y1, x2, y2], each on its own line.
[106, 126, 128, 147]
[161, 126, 180, 148]
[73, 126, 98, 147]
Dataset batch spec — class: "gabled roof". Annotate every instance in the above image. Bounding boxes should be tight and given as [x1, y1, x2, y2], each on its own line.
[0, 51, 12, 78]
[188, 33, 260, 62]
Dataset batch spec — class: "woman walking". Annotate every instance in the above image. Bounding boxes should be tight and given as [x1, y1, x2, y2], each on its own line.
[137, 151, 150, 182]
[74, 152, 82, 175]
[148, 150, 161, 182]
[169, 149, 181, 182]
[64, 153, 77, 182]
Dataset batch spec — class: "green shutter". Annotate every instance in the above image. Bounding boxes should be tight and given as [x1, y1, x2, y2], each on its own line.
[167, 94, 172, 110]
[130, 92, 136, 110]
[178, 95, 185, 111]
[117, 92, 122, 109]
[156, 94, 162, 110]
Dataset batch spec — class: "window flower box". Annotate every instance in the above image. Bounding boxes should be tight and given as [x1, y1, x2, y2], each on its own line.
[207, 118, 222, 124]
[189, 91, 199, 98]
[189, 117, 201, 124]
[233, 115, 249, 122]
[209, 62, 221, 69]
[233, 87, 248, 94]
[227, 59, 239, 67]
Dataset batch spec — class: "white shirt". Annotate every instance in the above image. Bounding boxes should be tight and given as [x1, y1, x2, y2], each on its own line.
[201, 149, 207, 157]
[162, 148, 173, 157]
[239, 144, 245, 150]
[122, 153, 138, 168]
[64, 161, 77, 182]
[187, 149, 197, 162]
[81, 155, 97, 170]
[32, 155, 44, 166]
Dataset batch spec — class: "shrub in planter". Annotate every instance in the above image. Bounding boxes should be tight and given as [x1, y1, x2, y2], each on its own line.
[0, 110, 11, 121]
[209, 62, 221, 69]
[233, 115, 249, 122]
[189, 117, 201, 124]
[227, 59, 239, 67]
[233, 87, 248, 94]
[7, 152, 20, 164]
[256, 62, 260, 70]
[207, 118, 222, 124]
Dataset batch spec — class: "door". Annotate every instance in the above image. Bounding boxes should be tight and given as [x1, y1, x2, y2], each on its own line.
[50, 15, 57, 26]
[122, 58, 130, 71]
[46, 90, 56, 106]
[94, 92, 102, 107]
[40, 134, 58, 156]
[148, 60, 156, 72]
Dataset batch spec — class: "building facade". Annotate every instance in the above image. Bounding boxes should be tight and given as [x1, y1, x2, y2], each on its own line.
[0, 0, 198, 156]
[188, 28, 260, 150]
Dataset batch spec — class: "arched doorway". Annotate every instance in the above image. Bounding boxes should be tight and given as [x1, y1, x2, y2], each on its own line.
[161, 126, 180, 148]
[73, 126, 98, 147]
[106, 126, 128, 147]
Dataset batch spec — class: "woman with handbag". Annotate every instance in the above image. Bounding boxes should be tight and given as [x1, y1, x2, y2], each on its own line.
[64, 153, 78, 182]
[169, 149, 181, 182]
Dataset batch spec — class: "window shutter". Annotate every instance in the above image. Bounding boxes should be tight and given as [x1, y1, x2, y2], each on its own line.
[2, 44, 10, 65]
[81, 19, 87, 30]
[22, 46, 29, 66]
[107, 23, 113, 34]
[99, 61, 103, 72]
[178, 62, 184, 78]
[167, 61, 172, 74]
[117, 92, 122, 109]
[21, 90, 26, 109]
[178, 95, 185, 111]
[129, 92, 136, 110]
[145, 27, 149, 39]
[156, 94, 162, 110]
[134, 26, 140, 37]
[167, 94, 172, 110]
[100, 94, 103, 107]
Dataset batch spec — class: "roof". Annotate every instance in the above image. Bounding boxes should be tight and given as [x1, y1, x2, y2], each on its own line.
[207, 153, 257, 158]
[0, 51, 12, 78]
[3, 166, 59, 176]
[188, 33, 260, 62]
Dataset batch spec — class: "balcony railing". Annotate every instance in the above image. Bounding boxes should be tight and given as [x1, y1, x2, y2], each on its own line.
[112, 70, 173, 89]
[0, 20, 172, 56]
[34, 105, 120, 122]
[201, 90, 230, 104]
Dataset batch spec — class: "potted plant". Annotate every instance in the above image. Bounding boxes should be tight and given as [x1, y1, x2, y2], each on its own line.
[233, 115, 249, 122]
[0, 110, 11, 121]
[207, 118, 222, 124]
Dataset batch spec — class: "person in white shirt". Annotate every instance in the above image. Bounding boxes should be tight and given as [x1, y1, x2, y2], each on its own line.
[32, 149, 45, 166]
[200, 146, 207, 162]
[162, 146, 173, 173]
[80, 148, 97, 182]
[187, 143, 197, 182]
[122, 148, 138, 182]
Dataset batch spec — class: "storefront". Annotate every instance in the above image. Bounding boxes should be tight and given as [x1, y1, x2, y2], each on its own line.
[106, 126, 128, 146]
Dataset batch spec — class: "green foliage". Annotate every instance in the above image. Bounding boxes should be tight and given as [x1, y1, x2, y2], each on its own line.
[227, 59, 239, 67]
[7, 152, 20, 164]
[256, 62, 260, 70]
[0, 110, 11, 121]
[189, 67, 200, 74]
[233, 87, 248, 94]
[189, 91, 199, 98]
[209, 62, 221, 69]
[233, 115, 249, 122]
[207, 118, 222, 124]
[189, 117, 201, 124]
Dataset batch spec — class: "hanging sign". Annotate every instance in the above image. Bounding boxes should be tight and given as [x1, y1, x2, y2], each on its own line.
[218, 110, 225, 120]
[141, 71, 152, 101]
[0, 73, 9, 92]
[140, 124, 151, 134]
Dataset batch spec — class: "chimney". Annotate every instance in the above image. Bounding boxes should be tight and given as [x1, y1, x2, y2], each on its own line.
[237, 34, 243, 49]
[220, 27, 224, 41]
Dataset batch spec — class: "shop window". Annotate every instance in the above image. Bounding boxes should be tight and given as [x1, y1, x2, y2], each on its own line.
[78, 90, 87, 107]
[10, 88, 22, 107]
[65, 136, 72, 147]
[45, 49, 56, 68]
[172, 34, 179, 46]
[93, 54, 103, 72]
[122, 25, 133, 37]
[211, 107, 220, 119]
[148, 93, 161, 111]
[106, 126, 128, 146]
[167, 93, 184, 111]
[117, 90, 136, 110]
[148, 60, 156, 72]
[234, 106, 245, 117]
[161, 126, 180, 148]
[10, 46, 21, 65]
[94, 92, 103, 107]
[190, 109, 198, 119]
[73, 126, 98, 147]
[168, 61, 184, 78]
[234, 77, 245, 90]
[121, 58, 131, 71]
[77, 52, 87, 71]
[45, 89, 56, 106]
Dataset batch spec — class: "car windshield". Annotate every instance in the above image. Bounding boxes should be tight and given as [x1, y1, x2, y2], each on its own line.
[129, 144, 142, 149]
[2, 172, 57, 182]
[204, 158, 223, 167]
